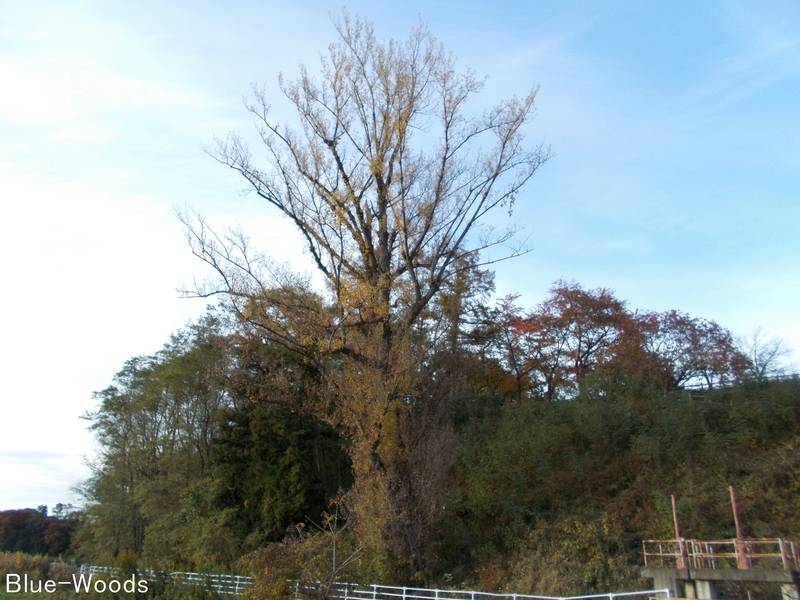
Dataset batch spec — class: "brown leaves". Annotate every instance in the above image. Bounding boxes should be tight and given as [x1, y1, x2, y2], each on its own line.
[497, 281, 748, 400]
[189, 13, 551, 579]
[203, 12, 549, 343]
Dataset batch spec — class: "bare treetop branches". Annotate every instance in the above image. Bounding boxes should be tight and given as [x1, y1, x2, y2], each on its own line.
[200, 13, 550, 345]
[183, 20, 550, 571]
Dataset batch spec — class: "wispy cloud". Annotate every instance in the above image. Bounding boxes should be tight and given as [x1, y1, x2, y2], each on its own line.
[0, 59, 207, 125]
[672, 3, 800, 112]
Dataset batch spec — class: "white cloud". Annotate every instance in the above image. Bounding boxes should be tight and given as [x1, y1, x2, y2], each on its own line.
[0, 58, 210, 125]
[0, 450, 88, 511]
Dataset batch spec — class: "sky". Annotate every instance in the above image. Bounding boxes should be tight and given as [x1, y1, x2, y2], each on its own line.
[0, 0, 798, 510]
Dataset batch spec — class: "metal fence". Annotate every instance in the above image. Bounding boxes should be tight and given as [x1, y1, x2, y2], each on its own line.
[67, 564, 669, 600]
[642, 538, 799, 571]
[292, 581, 671, 600]
[75, 564, 254, 595]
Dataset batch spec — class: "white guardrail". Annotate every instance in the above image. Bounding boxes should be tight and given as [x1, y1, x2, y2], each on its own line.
[76, 565, 254, 595]
[69, 565, 670, 600]
[293, 582, 671, 600]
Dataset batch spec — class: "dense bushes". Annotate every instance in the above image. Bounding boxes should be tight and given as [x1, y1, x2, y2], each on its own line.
[0, 551, 51, 582]
[430, 378, 800, 593]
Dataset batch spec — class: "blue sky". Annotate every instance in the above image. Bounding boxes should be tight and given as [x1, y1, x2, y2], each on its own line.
[0, 0, 798, 510]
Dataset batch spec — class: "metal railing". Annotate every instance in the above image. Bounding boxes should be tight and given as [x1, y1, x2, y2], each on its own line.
[293, 581, 671, 600]
[642, 538, 799, 571]
[171, 572, 253, 595]
[63, 564, 670, 600]
[75, 564, 255, 595]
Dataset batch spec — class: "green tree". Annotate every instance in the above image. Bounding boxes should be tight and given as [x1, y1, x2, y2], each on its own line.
[209, 401, 352, 550]
[77, 312, 233, 563]
[78, 311, 355, 567]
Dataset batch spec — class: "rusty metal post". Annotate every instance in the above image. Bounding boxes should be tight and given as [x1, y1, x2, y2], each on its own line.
[672, 495, 686, 568]
[730, 486, 744, 540]
[729, 485, 751, 569]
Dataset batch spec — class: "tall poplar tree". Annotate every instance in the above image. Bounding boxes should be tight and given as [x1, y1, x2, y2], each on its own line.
[182, 13, 549, 578]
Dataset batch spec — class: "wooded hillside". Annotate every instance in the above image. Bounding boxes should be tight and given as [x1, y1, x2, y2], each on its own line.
[69, 282, 799, 596]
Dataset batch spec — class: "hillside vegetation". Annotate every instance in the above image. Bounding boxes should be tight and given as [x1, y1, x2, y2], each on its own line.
[5, 283, 797, 597]
[440, 377, 800, 593]
[77, 281, 800, 590]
